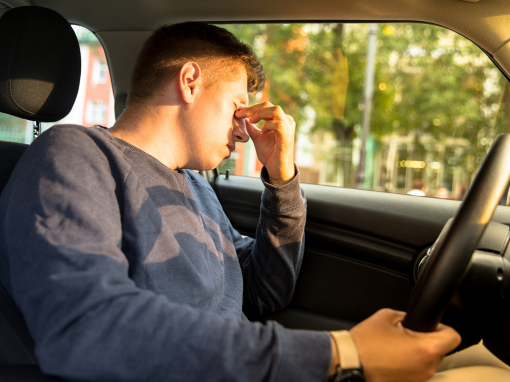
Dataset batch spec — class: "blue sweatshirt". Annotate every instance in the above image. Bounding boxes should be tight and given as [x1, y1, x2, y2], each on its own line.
[0, 125, 331, 381]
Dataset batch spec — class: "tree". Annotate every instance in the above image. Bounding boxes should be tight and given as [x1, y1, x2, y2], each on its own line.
[220, 22, 509, 192]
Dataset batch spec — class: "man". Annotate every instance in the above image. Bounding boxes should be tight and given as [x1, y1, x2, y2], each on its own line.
[407, 180, 427, 196]
[0, 22, 459, 381]
[436, 187, 449, 199]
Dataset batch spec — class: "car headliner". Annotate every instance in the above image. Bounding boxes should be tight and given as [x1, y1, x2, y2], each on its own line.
[1, 0, 510, 117]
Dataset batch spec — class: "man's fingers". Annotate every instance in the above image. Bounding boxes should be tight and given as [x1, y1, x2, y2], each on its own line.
[373, 308, 406, 325]
[261, 120, 284, 134]
[435, 323, 452, 332]
[248, 106, 287, 125]
[428, 325, 462, 354]
[399, 318, 461, 355]
[235, 103, 291, 127]
[235, 102, 274, 119]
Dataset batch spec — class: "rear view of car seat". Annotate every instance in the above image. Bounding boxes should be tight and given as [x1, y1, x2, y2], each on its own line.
[0, 5, 81, 377]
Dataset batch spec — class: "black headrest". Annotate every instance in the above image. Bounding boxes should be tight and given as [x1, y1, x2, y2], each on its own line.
[0, 6, 81, 122]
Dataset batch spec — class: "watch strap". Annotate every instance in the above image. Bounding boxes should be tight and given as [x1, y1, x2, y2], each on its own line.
[330, 330, 361, 370]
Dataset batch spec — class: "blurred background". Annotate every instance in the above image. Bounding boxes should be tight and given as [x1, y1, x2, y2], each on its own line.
[218, 23, 509, 200]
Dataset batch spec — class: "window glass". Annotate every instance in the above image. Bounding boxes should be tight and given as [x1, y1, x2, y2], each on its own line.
[92, 61, 108, 84]
[218, 23, 509, 200]
[0, 25, 114, 144]
[85, 100, 108, 124]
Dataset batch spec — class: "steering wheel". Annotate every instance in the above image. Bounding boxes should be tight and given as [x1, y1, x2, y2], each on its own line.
[403, 133, 510, 332]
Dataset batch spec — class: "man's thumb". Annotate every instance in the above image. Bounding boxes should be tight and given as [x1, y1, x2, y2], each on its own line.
[245, 119, 261, 140]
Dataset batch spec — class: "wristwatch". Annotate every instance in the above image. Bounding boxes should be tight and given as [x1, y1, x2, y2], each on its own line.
[328, 331, 366, 382]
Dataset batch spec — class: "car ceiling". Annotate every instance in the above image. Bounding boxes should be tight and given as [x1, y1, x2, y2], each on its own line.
[3, 0, 506, 53]
[1, 0, 510, 112]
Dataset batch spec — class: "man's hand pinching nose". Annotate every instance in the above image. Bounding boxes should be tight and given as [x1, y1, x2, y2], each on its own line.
[235, 102, 296, 187]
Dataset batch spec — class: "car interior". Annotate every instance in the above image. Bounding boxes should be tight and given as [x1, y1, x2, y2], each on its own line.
[1, 0, 510, 381]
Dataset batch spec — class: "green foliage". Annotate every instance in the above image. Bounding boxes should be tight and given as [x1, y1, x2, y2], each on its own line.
[220, 22, 509, 185]
[72, 25, 100, 45]
[0, 112, 22, 127]
[0, 113, 26, 143]
[222, 24, 311, 129]
[371, 24, 505, 146]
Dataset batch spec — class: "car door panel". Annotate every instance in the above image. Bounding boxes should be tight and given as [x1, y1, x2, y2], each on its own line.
[215, 174, 510, 329]
[291, 249, 412, 323]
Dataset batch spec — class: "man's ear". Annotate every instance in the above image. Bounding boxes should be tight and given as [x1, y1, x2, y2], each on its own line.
[179, 62, 202, 104]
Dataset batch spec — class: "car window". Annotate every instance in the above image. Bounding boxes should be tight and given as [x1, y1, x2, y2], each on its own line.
[0, 25, 114, 144]
[217, 23, 509, 201]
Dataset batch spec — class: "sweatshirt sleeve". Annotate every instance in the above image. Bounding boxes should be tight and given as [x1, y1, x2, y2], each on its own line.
[234, 165, 307, 318]
[0, 127, 330, 382]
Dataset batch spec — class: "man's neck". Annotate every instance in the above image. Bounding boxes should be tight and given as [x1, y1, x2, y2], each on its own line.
[109, 104, 183, 169]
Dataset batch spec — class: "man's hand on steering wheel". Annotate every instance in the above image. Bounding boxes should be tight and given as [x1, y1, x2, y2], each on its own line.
[350, 309, 461, 382]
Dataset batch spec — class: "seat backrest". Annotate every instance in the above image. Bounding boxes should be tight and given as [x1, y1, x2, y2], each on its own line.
[0, 140, 33, 365]
[0, 5, 81, 366]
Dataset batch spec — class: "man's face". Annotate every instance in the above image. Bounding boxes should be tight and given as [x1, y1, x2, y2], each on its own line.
[183, 67, 250, 170]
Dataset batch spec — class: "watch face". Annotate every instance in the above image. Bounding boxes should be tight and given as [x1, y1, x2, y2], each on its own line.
[339, 370, 366, 382]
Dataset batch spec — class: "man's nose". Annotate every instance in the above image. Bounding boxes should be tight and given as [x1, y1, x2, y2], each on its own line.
[232, 117, 249, 143]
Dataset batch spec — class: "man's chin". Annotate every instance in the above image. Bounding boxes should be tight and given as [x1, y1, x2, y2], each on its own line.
[184, 156, 227, 172]
[199, 160, 225, 172]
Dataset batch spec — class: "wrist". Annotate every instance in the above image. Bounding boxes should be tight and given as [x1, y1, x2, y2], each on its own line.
[329, 336, 339, 377]
[268, 164, 296, 187]
[328, 331, 366, 382]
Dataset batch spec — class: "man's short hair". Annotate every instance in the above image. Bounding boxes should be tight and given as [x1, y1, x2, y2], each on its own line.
[128, 22, 265, 104]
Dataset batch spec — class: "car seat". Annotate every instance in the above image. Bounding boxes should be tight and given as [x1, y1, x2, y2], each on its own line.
[0, 5, 81, 379]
